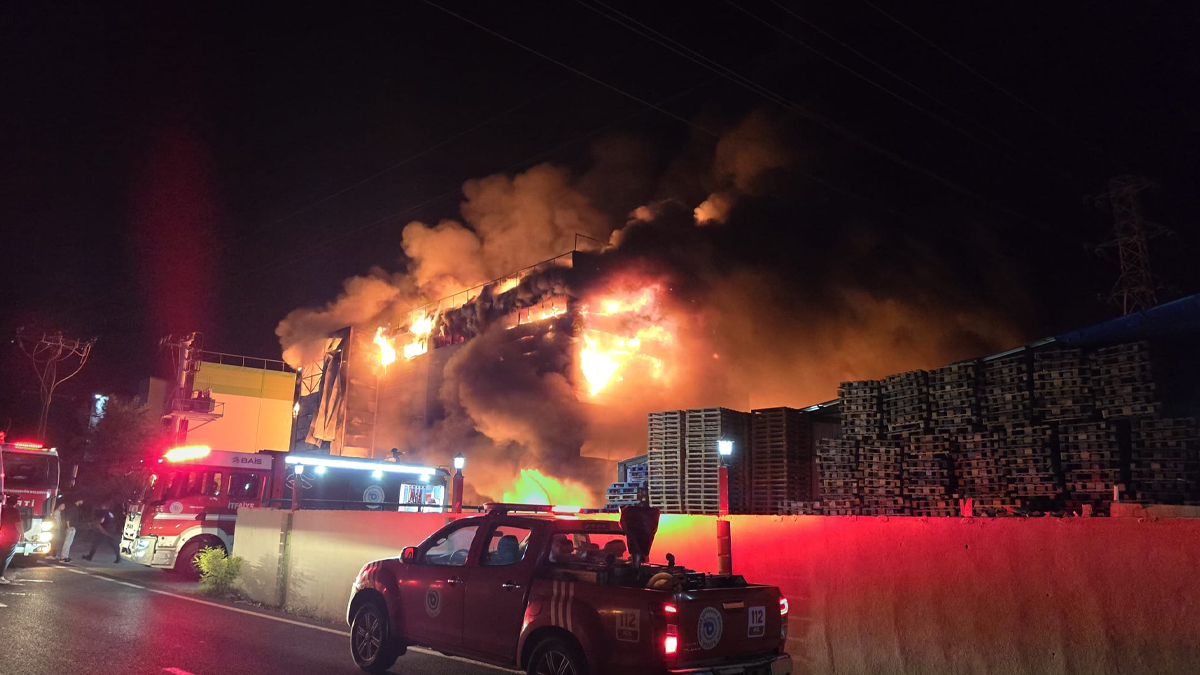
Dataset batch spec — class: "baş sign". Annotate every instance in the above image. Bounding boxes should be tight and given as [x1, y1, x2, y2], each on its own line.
[219, 452, 273, 469]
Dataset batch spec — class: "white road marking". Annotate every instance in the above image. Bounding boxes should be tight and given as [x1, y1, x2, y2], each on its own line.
[163, 668, 196, 675]
[58, 567, 520, 673]
[16, 579, 54, 583]
[0, 602, 7, 607]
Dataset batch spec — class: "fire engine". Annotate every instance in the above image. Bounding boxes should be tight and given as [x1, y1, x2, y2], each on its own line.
[120, 445, 450, 576]
[0, 441, 61, 559]
[347, 504, 791, 675]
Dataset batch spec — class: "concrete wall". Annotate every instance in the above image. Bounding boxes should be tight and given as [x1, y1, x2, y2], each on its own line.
[234, 510, 1200, 675]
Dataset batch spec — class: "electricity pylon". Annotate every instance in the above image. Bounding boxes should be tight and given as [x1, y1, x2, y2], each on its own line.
[1095, 176, 1171, 314]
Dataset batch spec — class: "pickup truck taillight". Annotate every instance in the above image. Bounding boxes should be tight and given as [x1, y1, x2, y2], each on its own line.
[663, 602, 679, 655]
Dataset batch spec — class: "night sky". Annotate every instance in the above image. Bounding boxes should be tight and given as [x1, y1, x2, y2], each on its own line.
[3, 1, 1198, 441]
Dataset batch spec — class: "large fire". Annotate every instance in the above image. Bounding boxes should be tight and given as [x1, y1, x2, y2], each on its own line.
[373, 327, 396, 368]
[500, 468, 595, 506]
[403, 312, 435, 359]
[578, 283, 674, 397]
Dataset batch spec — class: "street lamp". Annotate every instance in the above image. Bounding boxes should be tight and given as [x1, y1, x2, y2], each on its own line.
[716, 438, 734, 576]
[451, 453, 466, 514]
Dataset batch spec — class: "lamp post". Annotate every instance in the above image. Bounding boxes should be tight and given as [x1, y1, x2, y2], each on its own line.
[291, 464, 304, 512]
[451, 453, 465, 514]
[716, 439, 734, 575]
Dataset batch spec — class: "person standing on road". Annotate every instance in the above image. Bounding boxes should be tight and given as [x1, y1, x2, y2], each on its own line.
[82, 502, 121, 564]
[1, 494, 23, 584]
[58, 499, 83, 564]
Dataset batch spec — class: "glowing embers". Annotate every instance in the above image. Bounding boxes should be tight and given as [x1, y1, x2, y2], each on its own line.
[402, 311, 436, 360]
[578, 283, 673, 397]
[500, 468, 594, 507]
[373, 327, 397, 368]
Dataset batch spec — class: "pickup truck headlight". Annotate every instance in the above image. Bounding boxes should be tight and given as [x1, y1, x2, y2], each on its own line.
[41, 521, 55, 532]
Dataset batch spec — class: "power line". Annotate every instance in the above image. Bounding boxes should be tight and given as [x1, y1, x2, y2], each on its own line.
[862, 0, 1112, 164]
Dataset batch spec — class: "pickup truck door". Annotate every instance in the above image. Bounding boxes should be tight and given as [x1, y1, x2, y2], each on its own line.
[462, 522, 541, 660]
[401, 522, 478, 650]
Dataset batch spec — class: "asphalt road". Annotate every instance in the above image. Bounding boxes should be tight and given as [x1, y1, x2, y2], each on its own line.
[0, 556, 514, 675]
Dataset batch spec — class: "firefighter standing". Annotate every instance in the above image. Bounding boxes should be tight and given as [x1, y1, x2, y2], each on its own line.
[1, 494, 22, 584]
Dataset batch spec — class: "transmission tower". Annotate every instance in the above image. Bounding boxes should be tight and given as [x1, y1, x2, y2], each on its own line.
[1095, 176, 1171, 314]
[16, 329, 97, 438]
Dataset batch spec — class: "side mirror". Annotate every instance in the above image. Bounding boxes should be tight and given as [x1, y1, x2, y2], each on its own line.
[401, 547, 417, 564]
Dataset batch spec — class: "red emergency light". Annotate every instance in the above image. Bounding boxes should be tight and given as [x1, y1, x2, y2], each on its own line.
[163, 445, 212, 462]
[12, 441, 44, 450]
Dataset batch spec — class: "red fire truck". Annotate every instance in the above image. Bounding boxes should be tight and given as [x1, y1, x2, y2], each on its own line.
[0, 441, 61, 559]
[347, 504, 791, 675]
[120, 445, 450, 576]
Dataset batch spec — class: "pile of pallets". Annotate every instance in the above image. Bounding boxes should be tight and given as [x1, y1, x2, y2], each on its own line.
[1131, 417, 1198, 503]
[749, 407, 813, 514]
[996, 424, 1059, 499]
[683, 408, 750, 515]
[1060, 421, 1123, 499]
[777, 501, 823, 515]
[647, 410, 686, 513]
[929, 362, 979, 433]
[956, 430, 1009, 498]
[981, 354, 1032, 428]
[903, 433, 955, 515]
[839, 380, 882, 440]
[817, 438, 860, 515]
[883, 370, 929, 435]
[1033, 349, 1093, 422]
[1091, 342, 1160, 419]
[859, 437, 906, 515]
[624, 461, 648, 484]
[605, 482, 644, 508]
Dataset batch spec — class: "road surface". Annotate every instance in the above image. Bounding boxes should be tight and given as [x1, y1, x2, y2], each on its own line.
[0, 557, 513, 675]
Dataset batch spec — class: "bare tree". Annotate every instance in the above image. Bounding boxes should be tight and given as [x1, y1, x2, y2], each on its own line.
[16, 329, 96, 439]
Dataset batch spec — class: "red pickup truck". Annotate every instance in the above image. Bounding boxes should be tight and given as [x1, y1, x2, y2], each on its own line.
[346, 504, 791, 675]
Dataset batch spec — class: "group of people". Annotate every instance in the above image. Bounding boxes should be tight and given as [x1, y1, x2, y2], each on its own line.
[0, 496, 123, 584]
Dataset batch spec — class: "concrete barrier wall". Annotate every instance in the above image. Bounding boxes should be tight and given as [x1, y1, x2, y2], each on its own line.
[234, 509, 1200, 675]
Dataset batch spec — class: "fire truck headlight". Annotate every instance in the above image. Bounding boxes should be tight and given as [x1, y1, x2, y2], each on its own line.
[37, 531, 54, 542]
[41, 521, 55, 532]
[137, 539, 152, 549]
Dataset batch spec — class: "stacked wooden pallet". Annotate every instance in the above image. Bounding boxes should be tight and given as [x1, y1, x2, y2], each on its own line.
[647, 410, 686, 514]
[839, 380, 882, 440]
[1060, 421, 1123, 499]
[817, 438, 860, 515]
[981, 354, 1032, 428]
[956, 430, 1009, 498]
[683, 407, 750, 515]
[883, 370, 929, 435]
[1033, 349, 1093, 422]
[859, 437, 906, 515]
[1092, 342, 1160, 419]
[1131, 417, 1198, 503]
[749, 407, 813, 514]
[605, 482, 643, 507]
[777, 501, 823, 515]
[903, 433, 956, 516]
[929, 362, 979, 434]
[996, 424, 1059, 499]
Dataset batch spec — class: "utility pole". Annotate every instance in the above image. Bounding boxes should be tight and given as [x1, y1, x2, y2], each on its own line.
[160, 332, 211, 443]
[1095, 176, 1172, 314]
[16, 330, 96, 439]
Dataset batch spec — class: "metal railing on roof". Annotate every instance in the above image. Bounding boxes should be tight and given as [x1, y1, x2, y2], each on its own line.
[197, 350, 293, 372]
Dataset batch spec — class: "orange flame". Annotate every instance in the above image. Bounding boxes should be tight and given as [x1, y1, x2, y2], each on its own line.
[403, 312, 435, 359]
[374, 327, 397, 368]
[501, 468, 595, 506]
[578, 283, 673, 397]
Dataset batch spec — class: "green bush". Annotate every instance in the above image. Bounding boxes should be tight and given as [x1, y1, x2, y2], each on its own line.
[197, 546, 243, 597]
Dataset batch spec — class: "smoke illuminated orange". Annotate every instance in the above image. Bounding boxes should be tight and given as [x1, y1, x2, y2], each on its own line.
[374, 327, 396, 368]
[501, 468, 595, 506]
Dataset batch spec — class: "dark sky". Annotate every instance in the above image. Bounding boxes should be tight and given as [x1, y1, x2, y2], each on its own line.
[3, 1, 1198, 440]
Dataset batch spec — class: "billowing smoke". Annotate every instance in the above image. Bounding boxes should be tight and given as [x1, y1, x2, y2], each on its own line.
[276, 109, 1025, 504]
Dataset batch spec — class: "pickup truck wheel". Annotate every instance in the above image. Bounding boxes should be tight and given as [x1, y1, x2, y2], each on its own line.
[351, 602, 400, 674]
[528, 637, 588, 675]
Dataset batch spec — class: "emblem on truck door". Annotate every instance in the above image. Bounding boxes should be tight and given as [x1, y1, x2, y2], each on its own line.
[616, 610, 640, 642]
[425, 588, 442, 617]
[697, 607, 723, 650]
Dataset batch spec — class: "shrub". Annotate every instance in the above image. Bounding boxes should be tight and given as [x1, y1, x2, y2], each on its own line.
[197, 546, 243, 597]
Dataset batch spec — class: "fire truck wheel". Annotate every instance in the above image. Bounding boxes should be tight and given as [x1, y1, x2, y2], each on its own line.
[528, 636, 588, 675]
[174, 539, 220, 580]
[351, 601, 400, 673]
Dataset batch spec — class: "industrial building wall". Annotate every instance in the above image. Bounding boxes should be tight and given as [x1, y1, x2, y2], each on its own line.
[187, 362, 295, 452]
[235, 509, 1200, 675]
